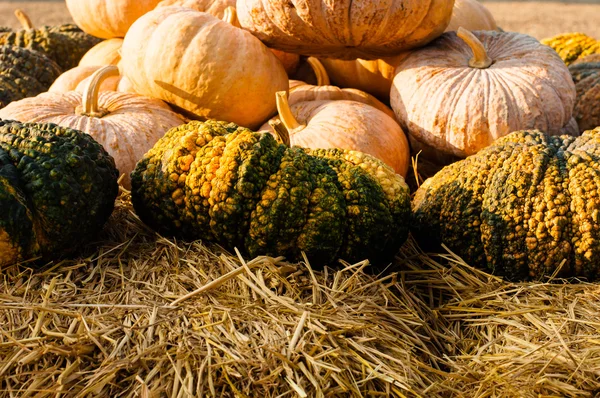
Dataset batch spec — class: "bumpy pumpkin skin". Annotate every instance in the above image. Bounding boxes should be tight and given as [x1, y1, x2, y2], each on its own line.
[0, 23, 102, 71]
[79, 38, 123, 67]
[412, 128, 600, 281]
[0, 46, 62, 109]
[66, 0, 162, 39]
[0, 67, 186, 188]
[0, 120, 118, 267]
[541, 33, 600, 66]
[236, 0, 455, 60]
[131, 120, 411, 267]
[120, 7, 288, 129]
[569, 58, 600, 133]
[391, 30, 576, 158]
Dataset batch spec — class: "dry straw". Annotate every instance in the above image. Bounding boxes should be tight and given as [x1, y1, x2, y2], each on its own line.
[1, 191, 600, 397]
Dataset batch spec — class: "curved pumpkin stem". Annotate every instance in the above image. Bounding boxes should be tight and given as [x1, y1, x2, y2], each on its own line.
[14, 9, 34, 30]
[457, 27, 492, 69]
[81, 65, 119, 117]
[268, 119, 290, 147]
[306, 57, 331, 86]
[222, 6, 241, 28]
[276, 91, 305, 134]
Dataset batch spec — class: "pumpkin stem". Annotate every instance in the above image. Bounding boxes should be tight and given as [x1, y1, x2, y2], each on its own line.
[14, 9, 34, 30]
[457, 27, 493, 69]
[306, 57, 331, 86]
[276, 91, 304, 133]
[222, 6, 241, 28]
[80, 65, 119, 118]
[269, 119, 291, 147]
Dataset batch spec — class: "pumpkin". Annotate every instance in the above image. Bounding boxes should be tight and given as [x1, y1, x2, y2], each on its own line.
[569, 56, 600, 133]
[390, 28, 576, 159]
[79, 38, 123, 67]
[155, 0, 235, 18]
[66, 0, 163, 39]
[0, 9, 101, 71]
[49, 65, 120, 93]
[221, 7, 300, 76]
[412, 127, 600, 281]
[119, 6, 288, 129]
[0, 120, 118, 267]
[131, 120, 411, 266]
[289, 57, 331, 90]
[261, 92, 410, 177]
[0, 66, 186, 188]
[318, 0, 497, 101]
[541, 32, 600, 66]
[444, 0, 497, 32]
[0, 46, 62, 108]
[236, 0, 455, 60]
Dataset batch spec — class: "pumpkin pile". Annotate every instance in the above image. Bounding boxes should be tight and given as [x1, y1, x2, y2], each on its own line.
[0, 0, 599, 279]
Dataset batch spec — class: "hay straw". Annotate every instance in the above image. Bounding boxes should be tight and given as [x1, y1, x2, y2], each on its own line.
[2, 192, 600, 397]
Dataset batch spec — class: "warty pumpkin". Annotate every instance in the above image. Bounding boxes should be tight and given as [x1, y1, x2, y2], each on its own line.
[236, 0, 455, 60]
[390, 28, 576, 159]
[131, 120, 411, 266]
[0, 66, 186, 188]
[318, 0, 497, 101]
[0, 9, 101, 71]
[0, 120, 118, 267]
[541, 32, 600, 66]
[412, 127, 600, 281]
[119, 6, 288, 129]
[261, 92, 410, 177]
[66, 0, 163, 39]
[0, 46, 62, 109]
[569, 58, 600, 133]
[78, 38, 123, 67]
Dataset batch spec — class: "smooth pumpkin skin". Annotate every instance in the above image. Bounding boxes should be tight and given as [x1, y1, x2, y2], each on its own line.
[319, 0, 497, 101]
[261, 99, 410, 177]
[65, 0, 162, 39]
[120, 7, 289, 129]
[49, 66, 121, 93]
[236, 0, 455, 60]
[156, 0, 235, 18]
[390, 30, 576, 158]
[0, 67, 186, 188]
[79, 38, 123, 67]
[444, 0, 497, 32]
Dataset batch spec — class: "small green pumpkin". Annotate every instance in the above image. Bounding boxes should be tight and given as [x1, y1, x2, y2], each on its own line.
[569, 55, 600, 133]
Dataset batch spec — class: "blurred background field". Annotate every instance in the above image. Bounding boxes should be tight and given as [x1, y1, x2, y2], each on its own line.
[0, 0, 599, 40]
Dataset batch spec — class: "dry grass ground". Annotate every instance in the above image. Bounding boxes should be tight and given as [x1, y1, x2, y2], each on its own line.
[0, 1, 599, 40]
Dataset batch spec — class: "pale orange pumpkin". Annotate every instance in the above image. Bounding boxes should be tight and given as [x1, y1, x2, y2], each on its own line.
[0, 66, 186, 188]
[65, 0, 162, 39]
[390, 28, 576, 158]
[120, 6, 288, 129]
[79, 38, 123, 67]
[221, 7, 300, 76]
[155, 0, 235, 18]
[261, 92, 410, 177]
[236, 0, 455, 60]
[444, 0, 497, 32]
[318, 0, 497, 101]
[49, 66, 121, 93]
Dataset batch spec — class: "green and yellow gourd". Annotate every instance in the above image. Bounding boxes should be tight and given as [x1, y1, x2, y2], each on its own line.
[541, 32, 600, 66]
[412, 127, 600, 281]
[131, 120, 411, 266]
[0, 46, 62, 108]
[0, 120, 119, 267]
[569, 55, 600, 133]
[0, 10, 101, 71]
